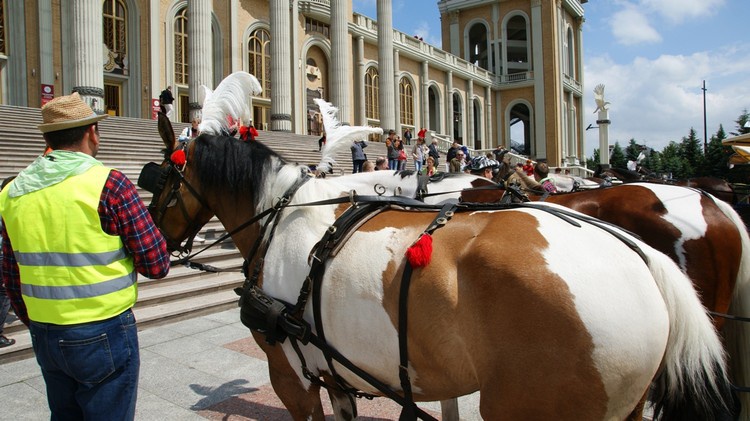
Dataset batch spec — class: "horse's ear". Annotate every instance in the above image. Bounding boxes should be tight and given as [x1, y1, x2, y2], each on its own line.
[157, 112, 177, 153]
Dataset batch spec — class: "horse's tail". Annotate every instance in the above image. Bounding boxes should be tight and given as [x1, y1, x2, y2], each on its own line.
[712, 195, 750, 418]
[644, 246, 735, 419]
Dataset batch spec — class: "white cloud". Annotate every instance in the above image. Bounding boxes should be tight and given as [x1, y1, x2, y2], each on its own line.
[610, 7, 662, 45]
[413, 22, 441, 47]
[583, 47, 750, 155]
[639, 0, 725, 24]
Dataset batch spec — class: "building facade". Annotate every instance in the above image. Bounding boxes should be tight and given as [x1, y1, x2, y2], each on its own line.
[0, 0, 587, 164]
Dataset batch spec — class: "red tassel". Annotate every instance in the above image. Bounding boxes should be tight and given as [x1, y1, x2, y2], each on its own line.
[405, 233, 433, 268]
[239, 126, 258, 142]
[170, 149, 186, 166]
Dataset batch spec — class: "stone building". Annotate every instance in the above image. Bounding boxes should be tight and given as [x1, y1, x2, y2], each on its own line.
[0, 0, 587, 164]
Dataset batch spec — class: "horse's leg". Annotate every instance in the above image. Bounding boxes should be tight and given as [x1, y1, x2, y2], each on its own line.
[440, 398, 459, 421]
[252, 332, 325, 420]
[323, 381, 357, 421]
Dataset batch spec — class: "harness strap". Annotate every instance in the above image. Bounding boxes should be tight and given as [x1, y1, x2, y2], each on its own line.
[308, 202, 387, 398]
[398, 203, 457, 420]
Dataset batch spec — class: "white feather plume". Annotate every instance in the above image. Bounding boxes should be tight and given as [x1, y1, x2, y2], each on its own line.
[314, 98, 383, 173]
[199, 71, 262, 135]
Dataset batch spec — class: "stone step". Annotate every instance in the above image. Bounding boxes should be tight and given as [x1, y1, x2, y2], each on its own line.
[0, 103, 398, 366]
[0, 287, 241, 364]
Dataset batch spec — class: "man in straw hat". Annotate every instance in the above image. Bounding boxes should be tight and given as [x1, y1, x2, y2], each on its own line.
[0, 93, 170, 420]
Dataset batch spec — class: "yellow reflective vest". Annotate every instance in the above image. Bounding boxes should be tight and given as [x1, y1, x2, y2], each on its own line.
[0, 165, 136, 324]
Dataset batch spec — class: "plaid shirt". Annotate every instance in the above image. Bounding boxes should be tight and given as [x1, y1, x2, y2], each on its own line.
[1, 169, 170, 325]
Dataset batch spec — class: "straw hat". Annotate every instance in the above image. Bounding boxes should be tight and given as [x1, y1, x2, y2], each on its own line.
[38, 92, 108, 133]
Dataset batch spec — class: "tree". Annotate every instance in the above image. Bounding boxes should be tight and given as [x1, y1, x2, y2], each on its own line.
[625, 139, 641, 162]
[609, 142, 627, 169]
[661, 141, 683, 179]
[679, 128, 705, 177]
[731, 109, 750, 136]
[640, 149, 663, 176]
[586, 148, 601, 170]
[704, 125, 730, 178]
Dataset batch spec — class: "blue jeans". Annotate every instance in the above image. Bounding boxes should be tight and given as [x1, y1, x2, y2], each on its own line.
[0, 283, 10, 335]
[388, 159, 398, 170]
[30, 309, 140, 421]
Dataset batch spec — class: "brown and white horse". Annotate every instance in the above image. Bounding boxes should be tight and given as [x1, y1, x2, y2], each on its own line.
[141, 125, 734, 420]
[463, 182, 750, 418]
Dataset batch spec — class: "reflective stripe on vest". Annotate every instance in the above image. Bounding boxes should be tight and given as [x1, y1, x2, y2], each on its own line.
[0, 165, 137, 324]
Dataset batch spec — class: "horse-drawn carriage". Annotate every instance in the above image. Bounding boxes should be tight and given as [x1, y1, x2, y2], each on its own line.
[139, 72, 750, 420]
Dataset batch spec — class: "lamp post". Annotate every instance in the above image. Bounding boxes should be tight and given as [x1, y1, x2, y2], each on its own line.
[702, 80, 708, 154]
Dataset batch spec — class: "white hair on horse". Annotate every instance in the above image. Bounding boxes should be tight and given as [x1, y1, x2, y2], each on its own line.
[314, 98, 383, 173]
[199, 71, 262, 135]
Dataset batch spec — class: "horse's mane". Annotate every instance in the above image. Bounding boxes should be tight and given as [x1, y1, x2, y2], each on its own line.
[193, 134, 283, 201]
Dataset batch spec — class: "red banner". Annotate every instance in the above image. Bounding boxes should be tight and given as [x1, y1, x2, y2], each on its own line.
[41, 84, 54, 106]
[152, 99, 160, 120]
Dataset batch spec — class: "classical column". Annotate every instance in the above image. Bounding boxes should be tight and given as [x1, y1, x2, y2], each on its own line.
[149, 0, 161, 108]
[71, 0, 104, 113]
[270, 0, 292, 131]
[357, 36, 366, 125]
[485, 85, 493, 148]
[230, 0, 240, 72]
[393, 49, 400, 136]
[188, 0, 213, 121]
[531, 0, 546, 159]
[449, 11, 460, 56]
[421, 60, 429, 131]
[467, 79, 474, 148]
[38, 0, 54, 85]
[377, 0, 395, 135]
[290, 0, 301, 131]
[330, 0, 350, 124]
[445, 71, 453, 138]
[598, 108, 610, 167]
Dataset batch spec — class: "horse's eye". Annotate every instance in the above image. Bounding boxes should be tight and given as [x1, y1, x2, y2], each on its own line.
[167, 198, 177, 207]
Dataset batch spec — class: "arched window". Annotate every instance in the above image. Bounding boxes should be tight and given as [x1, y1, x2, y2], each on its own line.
[103, 0, 127, 74]
[566, 27, 575, 78]
[468, 23, 488, 70]
[0, 0, 6, 55]
[174, 7, 188, 85]
[399, 78, 414, 126]
[505, 15, 528, 75]
[248, 28, 271, 99]
[452, 92, 463, 142]
[365, 67, 379, 120]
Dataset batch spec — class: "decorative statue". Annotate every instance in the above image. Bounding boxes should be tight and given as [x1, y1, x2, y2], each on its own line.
[593, 83, 611, 114]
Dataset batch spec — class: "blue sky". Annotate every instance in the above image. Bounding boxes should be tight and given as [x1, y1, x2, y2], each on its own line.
[352, 0, 750, 156]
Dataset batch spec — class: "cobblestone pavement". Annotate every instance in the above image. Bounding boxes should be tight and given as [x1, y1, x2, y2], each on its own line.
[0, 309, 482, 420]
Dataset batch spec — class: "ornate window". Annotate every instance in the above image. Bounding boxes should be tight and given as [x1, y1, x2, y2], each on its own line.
[304, 17, 329, 37]
[365, 67, 379, 120]
[399, 78, 414, 126]
[0, 0, 5, 55]
[248, 28, 271, 99]
[103, 0, 127, 74]
[174, 7, 188, 85]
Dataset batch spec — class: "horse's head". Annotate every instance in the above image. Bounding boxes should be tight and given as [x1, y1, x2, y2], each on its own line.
[138, 113, 215, 253]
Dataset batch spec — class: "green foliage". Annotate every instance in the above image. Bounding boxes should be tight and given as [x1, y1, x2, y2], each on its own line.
[592, 109, 746, 180]
[609, 142, 627, 169]
[704, 125, 731, 178]
[586, 148, 600, 169]
[732, 109, 750, 136]
[678, 128, 705, 177]
[625, 139, 641, 162]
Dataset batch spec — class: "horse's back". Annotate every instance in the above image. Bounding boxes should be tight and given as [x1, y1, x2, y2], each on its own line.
[319, 206, 670, 419]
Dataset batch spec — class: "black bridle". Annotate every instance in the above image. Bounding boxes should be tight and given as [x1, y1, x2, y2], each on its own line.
[138, 141, 212, 256]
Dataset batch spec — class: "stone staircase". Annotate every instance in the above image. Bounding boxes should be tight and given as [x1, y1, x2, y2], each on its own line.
[0, 104, 389, 362]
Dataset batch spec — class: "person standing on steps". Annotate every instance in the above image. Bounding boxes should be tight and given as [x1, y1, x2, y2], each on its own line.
[159, 86, 175, 121]
[0, 93, 170, 420]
